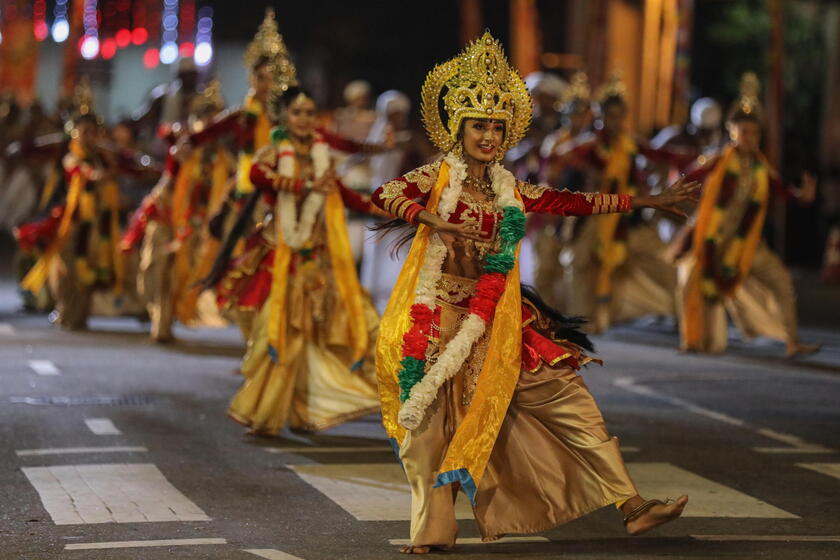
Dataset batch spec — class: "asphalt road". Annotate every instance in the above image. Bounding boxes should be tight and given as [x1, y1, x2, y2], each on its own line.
[1, 282, 839, 560]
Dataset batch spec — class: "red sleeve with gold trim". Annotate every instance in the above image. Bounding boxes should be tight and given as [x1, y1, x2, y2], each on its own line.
[189, 108, 242, 147]
[518, 181, 631, 216]
[248, 145, 303, 193]
[371, 162, 440, 224]
[338, 180, 375, 214]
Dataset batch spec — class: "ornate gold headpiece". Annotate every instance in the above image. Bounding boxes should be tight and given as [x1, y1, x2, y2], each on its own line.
[562, 71, 591, 106]
[191, 79, 225, 115]
[729, 71, 763, 120]
[420, 30, 532, 154]
[594, 71, 627, 104]
[244, 8, 298, 93]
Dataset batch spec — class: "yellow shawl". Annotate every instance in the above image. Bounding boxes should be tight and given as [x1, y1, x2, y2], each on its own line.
[235, 95, 272, 195]
[594, 134, 637, 300]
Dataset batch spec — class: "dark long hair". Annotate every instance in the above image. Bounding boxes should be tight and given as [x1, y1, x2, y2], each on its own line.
[520, 284, 594, 352]
[199, 191, 261, 290]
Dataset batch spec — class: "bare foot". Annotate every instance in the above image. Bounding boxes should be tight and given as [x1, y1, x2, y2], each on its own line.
[399, 545, 431, 554]
[625, 495, 689, 536]
[785, 342, 821, 359]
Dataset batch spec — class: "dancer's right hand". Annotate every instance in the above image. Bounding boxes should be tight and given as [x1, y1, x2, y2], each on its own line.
[417, 212, 485, 242]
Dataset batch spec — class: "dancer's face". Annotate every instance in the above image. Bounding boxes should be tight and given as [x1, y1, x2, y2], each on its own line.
[251, 65, 274, 101]
[601, 103, 626, 136]
[461, 118, 504, 163]
[74, 121, 99, 150]
[729, 120, 761, 154]
[286, 95, 317, 139]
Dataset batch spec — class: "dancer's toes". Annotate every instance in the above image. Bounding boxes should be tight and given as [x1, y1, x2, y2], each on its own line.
[399, 544, 430, 554]
[625, 495, 688, 536]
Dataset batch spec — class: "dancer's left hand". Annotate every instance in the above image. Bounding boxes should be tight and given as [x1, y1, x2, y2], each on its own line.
[632, 176, 700, 219]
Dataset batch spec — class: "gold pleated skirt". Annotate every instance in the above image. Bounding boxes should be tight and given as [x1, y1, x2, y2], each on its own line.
[399, 297, 638, 546]
[229, 254, 380, 434]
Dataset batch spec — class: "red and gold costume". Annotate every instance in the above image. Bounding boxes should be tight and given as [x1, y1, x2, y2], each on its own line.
[374, 33, 642, 549]
[227, 130, 383, 434]
[122, 82, 233, 340]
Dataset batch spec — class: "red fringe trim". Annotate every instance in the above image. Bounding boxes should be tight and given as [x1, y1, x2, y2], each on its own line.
[469, 272, 506, 322]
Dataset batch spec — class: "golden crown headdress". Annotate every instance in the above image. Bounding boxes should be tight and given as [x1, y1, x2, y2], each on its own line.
[729, 71, 763, 121]
[190, 79, 225, 115]
[594, 71, 627, 104]
[562, 71, 591, 106]
[421, 31, 532, 154]
[244, 8, 298, 93]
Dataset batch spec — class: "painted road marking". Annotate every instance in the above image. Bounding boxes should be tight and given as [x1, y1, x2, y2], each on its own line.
[265, 446, 391, 454]
[244, 549, 305, 560]
[692, 535, 840, 542]
[0, 323, 16, 335]
[84, 418, 122, 435]
[288, 462, 796, 521]
[629, 463, 798, 518]
[16, 446, 146, 457]
[22, 463, 210, 524]
[797, 463, 840, 481]
[389, 537, 549, 545]
[28, 360, 60, 376]
[614, 377, 835, 454]
[65, 538, 226, 550]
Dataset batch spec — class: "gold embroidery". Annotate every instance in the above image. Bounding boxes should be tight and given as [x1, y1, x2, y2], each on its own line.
[403, 161, 441, 193]
[517, 180, 546, 199]
[436, 273, 476, 305]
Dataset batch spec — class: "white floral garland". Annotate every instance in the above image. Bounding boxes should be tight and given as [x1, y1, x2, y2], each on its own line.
[277, 137, 330, 250]
[397, 155, 522, 430]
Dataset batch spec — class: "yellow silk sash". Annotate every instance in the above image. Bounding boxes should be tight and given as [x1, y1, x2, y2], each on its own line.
[236, 96, 271, 195]
[594, 134, 636, 299]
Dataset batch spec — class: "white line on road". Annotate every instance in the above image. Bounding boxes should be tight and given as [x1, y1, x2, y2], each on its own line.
[84, 418, 122, 435]
[65, 538, 226, 550]
[23, 463, 210, 524]
[244, 549, 305, 560]
[265, 446, 391, 454]
[614, 377, 836, 454]
[28, 359, 60, 376]
[16, 446, 146, 457]
[0, 323, 16, 335]
[389, 537, 549, 545]
[797, 463, 840, 481]
[692, 535, 840, 542]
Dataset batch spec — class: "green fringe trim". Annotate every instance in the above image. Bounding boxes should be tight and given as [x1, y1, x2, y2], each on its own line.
[398, 356, 426, 402]
[484, 251, 516, 274]
[499, 206, 526, 244]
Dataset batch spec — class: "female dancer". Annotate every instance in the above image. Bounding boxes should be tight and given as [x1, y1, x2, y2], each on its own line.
[372, 32, 696, 553]
[226, 79, 387, 434]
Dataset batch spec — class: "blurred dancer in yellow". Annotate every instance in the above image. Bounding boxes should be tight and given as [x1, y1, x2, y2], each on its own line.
[553, 74, 694, 332]
[673, 73, 819, 357]
[372, 32, 696, 554]
[226, 43, 384, 434]
[20, 92, 124, 330]
[122, 81, 233, 342]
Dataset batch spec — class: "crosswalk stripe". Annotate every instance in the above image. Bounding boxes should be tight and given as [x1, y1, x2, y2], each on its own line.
[84, 418, 122, 435]
[692, 535, 840, 542]
[287, 462, 798, 521]
[23, 463, 210, 524]
[797, 463, 840, 481]
[389, 537, 549, 545]
[265, 446, 391, 454]
[16, 446, 146, 457]
[244, 549, 305, 560]
[65, 538, 226, 550]
[28, 360, 60, 376]
[0, 323, 16, 335]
